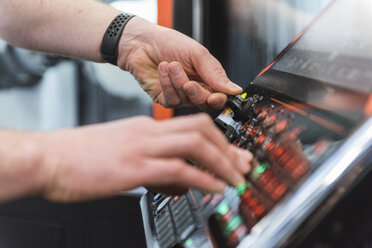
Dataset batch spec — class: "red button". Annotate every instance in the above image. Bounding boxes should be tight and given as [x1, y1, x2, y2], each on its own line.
[276, 120, 287, 133]
[266, 141, 276, 151]
[249, 127, 258, 137]
[258, 171, 272, 186]
[253, 204, 266, 217]
[284, 158, 297, 172]
[292, 164, 306, 179]
[278, 151, 291, 165]
[264, 183, 274, 194]
[248, 197, 258, 208]
[273, 146, 284, 158]
[256, 134, 266, 144]
[241, 122, 250, 131]
[241, 190, 252, 202]
[272, 183, 287, 201]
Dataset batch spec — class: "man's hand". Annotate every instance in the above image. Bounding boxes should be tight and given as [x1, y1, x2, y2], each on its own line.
[39, 114, 252, 202]
[117, 17, 243, 111]
[0, 0, 241, 110]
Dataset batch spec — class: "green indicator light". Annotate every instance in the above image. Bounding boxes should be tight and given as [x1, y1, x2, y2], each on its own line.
[258, 162, 269, 173]
[236, 182, 247, 195]
[252, 162, 270, 180]
[223, 216, 242, 236]
[185, 238, 193, 247]
[216, 201, 229, 216]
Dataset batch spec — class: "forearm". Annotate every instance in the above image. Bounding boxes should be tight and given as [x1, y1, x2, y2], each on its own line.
[0, 129, 45, 202]
[0, 0, 120, 62]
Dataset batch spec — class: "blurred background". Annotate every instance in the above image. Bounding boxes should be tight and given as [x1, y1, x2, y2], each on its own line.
[0, 0, 330, 130]
[0, 0, 331, 247]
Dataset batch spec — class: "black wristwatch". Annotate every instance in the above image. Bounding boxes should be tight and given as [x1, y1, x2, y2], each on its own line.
[100, 13, 135, 65]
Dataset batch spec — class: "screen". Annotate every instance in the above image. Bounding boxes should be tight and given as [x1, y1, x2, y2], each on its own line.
[272, 0, 372, 93]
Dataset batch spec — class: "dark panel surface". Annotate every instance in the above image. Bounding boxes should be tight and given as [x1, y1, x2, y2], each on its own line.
[0, 196, 146, 248]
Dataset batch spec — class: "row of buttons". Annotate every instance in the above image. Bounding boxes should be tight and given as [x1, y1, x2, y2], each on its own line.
[238, 182, 270, 228]
[248, 161, 288, 201]
[215, 200, 248, 247]
[224, 97, 311, 245]
[153, 195, 197, 248]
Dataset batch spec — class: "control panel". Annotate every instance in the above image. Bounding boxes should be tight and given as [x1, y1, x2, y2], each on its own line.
[140, 1, 372, 245]
[140, 83, 348, 248]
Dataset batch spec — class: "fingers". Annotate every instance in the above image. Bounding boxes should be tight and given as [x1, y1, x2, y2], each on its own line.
[158, 62, 181, 107]
[167, 62, 193, 106]
[230, 146, 253, 174]
[191, 48, 242, 95]
[183, 81, 212, 111]
[207, 93, 228, 110]
[158, 61, 228, 110]
[145, 132, 245, 186]
[156, 114, 229, 152]
[146, 185, 189, 196]
[156, 114, 252, 175]
[144, 158, 227, 193]
[154, 114, 253, 184]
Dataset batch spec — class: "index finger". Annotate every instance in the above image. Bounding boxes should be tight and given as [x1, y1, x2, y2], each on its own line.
[191, 47, 243, 95]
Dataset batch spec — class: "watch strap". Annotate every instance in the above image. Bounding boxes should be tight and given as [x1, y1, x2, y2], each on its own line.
[100, 13, 135, 65]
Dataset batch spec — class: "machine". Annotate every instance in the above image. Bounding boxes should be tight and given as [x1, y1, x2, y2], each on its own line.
[140, 0, 372, 247]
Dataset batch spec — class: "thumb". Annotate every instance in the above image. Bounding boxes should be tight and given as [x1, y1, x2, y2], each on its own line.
[191, 47, 242, 95]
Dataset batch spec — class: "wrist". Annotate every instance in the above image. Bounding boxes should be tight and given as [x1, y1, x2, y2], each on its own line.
[23, 132, 50, 196]
[0, 131, 47, 201]
[116, 16, 158, 70]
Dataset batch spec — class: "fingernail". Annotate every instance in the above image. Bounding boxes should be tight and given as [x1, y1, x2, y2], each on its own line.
[227, 81, 243, 93]
[159, 63, 168, 74]
[169, 63, 181, 76]
[185, 85, 198, 96]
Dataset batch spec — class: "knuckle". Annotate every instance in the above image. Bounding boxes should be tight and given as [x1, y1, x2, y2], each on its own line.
[196, 113, 213, 125]
[165, 96, 181, 107]
[198, 47, 210, 57]
[185, 132, 205, 151]
[159, 76, 169, 87]
[217, 157, 232, 174]
[189, 132, 204, 146]
[168, 160, 183, 177]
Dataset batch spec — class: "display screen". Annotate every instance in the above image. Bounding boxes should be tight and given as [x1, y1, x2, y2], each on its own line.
[272, 0, 372, 93]
[255, 0, 372, 125]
